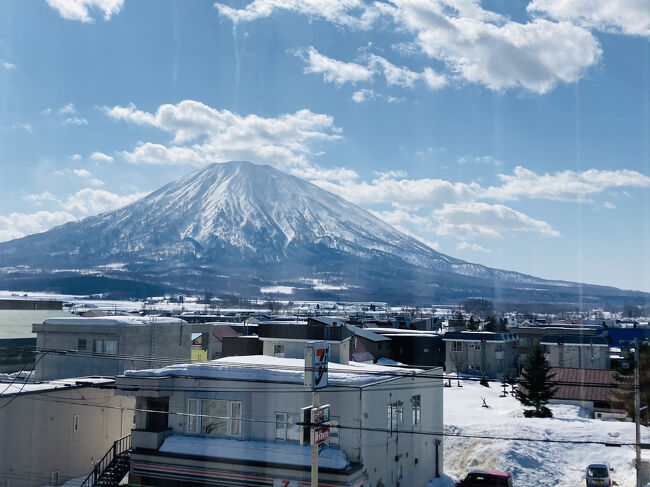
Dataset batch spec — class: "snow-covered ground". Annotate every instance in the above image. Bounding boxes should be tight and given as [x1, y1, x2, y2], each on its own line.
[444, 379, 648, 486]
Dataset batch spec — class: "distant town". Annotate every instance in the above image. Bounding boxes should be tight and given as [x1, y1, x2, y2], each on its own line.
[1, 293, 648, 487]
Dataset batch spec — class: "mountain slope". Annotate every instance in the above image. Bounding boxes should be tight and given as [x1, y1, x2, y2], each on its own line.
[0, 161, 646, 304]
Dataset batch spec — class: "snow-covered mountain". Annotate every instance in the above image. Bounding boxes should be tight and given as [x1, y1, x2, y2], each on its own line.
[0, 161, 645, 304]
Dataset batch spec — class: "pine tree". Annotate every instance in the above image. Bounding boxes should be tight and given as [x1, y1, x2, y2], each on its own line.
[515, 345, 558, 418]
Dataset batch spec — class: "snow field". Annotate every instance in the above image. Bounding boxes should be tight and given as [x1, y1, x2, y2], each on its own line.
[443, 379, 647, 486]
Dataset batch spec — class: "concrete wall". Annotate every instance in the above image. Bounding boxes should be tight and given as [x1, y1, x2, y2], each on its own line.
[545, 344, 610, 369]
[0, 387, 133, 487]
[446, 340, 517, 379]
[34, 322, 191, 380]
[261, 339, 350, 365]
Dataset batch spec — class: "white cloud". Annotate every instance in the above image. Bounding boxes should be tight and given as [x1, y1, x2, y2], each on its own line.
[11, 123, 32, 133]
[0, 210, 76, 242]
[458, 154, 504, 166]
[457, 241, 492, 253]
[485, 166, 650, 201]
[59, 103, 78, 114]
[69, 154, 82, 161]
[298, 50, 446, 92]
[105, 100, 342, 171]
[1, 60, 16, 70]
[41, 108, 53, 115]
[62, 188, 146, 215]
[422, 67, 446, 90]
[214, 0, 378, 28]
[313, 175, 480, 209]
[367, 54, 422, 88]
[298, 47, 374, 86]
[603, 201, 616, 209]
[352, 89, 375, 103]
[90, 151, 114, 163]
[289, 165, 358, 182]
[45, 0, 124, 22]
[221, 0, 601, 94]
[72, 169, 92, 178]
[63, 116, 88, 126]
[24, 191, 60, 205]
[528, 0, 650, 38]
[377, 1, 602, 94]
[433, 202, 560, 239]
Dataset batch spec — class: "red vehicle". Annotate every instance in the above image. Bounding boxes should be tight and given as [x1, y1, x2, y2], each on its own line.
[456, 470, 514, 487]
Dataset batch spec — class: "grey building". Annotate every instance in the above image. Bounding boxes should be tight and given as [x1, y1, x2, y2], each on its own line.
[115, 355, 444, 487]
[511, 325, 598, 365]
[0, 377, 133, 487]
[33, 315, 191, 380]
[443, 331, 518, 379]
[540, 334, 610, 369]
[258, 322, 353, 364]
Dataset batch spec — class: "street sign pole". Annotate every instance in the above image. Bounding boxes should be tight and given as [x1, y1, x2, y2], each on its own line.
[311, 390, 319, 487]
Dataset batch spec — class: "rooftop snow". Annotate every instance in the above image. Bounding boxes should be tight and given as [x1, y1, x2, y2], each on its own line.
[42, 315, 186, 326]
[159, 435, 349, 470]
[124, 355, 421, 386]
[0, 376, 114, 396]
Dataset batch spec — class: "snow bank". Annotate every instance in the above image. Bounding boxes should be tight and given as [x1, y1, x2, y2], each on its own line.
[444, 380, 647, 487]
[159, 435, 349, 470]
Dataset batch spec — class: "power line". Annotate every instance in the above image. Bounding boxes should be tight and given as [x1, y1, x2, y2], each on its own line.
[6, 386, 634, 448]
[6, 346, 630, 390]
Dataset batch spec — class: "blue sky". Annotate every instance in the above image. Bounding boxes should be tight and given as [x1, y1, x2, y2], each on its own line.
[0, 0, 649, 292]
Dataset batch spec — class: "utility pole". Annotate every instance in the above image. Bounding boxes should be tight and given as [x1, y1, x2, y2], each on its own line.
[311, 390, 319, 487]
[635, 339, 642, 487]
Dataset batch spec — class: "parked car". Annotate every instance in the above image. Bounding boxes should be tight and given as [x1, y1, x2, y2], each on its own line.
[457, 470, 514, 487]
[586, 463, 613, 486]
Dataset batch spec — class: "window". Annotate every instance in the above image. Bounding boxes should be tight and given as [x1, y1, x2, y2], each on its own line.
[451, 342, 463, 352]
[77, 338, 86, 351]
[387, 401, 403, 435]
[273, 344, 285, 357]
[93, 339, 117, 354]
[329, 416, 340, 447]
[275, 412, 300, 441]
[412, 395, 421, 425]
[188, 399, 242, 437]
[186, 399, 198, 433]
[73, 414, 79, 432]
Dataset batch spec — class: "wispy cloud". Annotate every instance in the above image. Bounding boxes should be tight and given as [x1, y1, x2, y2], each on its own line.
[90, 151, 114, 163]
[45, 0, 124, 23]
[297, 47, 373, 86]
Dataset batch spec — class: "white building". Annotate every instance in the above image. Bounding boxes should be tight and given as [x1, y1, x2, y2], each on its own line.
[115, 355, 444, 487]
[33, 316, 191, 380]
[0, 377, 133, 487]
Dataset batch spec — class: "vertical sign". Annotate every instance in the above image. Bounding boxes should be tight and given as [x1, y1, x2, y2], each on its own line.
[304, 342, 329, 390]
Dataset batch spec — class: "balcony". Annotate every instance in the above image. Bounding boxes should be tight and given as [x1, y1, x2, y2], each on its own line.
[131, 428, 173, 450]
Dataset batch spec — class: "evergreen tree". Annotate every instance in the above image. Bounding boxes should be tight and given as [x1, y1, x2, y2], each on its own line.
[485, 316, 497, 332]
[515, 345, 558, 418]
[466, 316, 478, 331]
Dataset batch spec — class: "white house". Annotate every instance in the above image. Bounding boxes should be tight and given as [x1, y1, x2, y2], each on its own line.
[115, 355, 444, 487]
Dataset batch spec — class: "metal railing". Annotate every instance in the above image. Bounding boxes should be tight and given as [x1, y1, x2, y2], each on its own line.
[80, 434, 131, 487]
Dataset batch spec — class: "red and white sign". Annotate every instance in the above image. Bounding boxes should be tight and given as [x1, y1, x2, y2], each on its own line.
[311, 425, 330, 445]
[304, 342, 329, 390]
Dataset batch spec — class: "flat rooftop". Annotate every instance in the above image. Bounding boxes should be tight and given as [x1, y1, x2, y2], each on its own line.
[42, 315, 186, 326]
[124, 355, 423, 386]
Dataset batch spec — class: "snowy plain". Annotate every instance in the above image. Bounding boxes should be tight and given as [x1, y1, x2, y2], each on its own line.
[443, 379, 647, 487]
